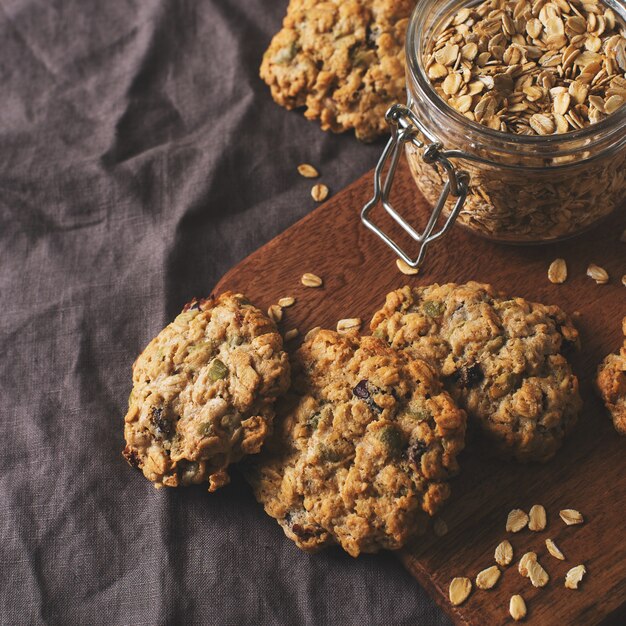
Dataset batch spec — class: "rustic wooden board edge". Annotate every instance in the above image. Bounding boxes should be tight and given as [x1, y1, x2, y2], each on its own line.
[213, 161, 626, 626]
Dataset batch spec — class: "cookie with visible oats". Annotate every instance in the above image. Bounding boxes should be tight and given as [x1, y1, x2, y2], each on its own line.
[260, 0, 415, 141]
[596, 317, 626, 435]
[246, 330, 466, 557]
[370, 282, 582, 462]
[122, 292, 290, 491]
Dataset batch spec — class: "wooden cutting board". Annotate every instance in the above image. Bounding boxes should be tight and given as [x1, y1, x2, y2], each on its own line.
[214, 158, 626, 626]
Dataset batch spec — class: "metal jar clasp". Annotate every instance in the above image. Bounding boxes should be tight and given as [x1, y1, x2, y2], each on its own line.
[361, 103, 470, 270]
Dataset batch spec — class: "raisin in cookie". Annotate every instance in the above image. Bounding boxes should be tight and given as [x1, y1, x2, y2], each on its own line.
[246, 330, 466, 557]
[370, 282, 581, 463]
[596, 317, 626, 436]
[123, 292, 290, 491]
[261, 0, 414, 141]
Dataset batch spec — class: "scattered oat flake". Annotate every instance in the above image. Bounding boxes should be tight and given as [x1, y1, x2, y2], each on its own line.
[304, 326, 322, 341]
[337, 318, 362, 334]
[586, 263, 609, 284]
[396, 258, 419, 275]
[301, 273, 323, 288]
[476, 565, 501, 590]
[548, 258, 567, 284]
[506, 509, 529, 533]
[297, 163, 319, 178]
[528, 559, 549, 588]
[565, 564, 586, 589]
[449, 577, 472, 606]
[267, 304, 283, 323]
[518, 552, 537, 577]
[434, 518, 448, 537]
[284, 328, 299, 341]
[621, 274, 626, 287]
[528, 504, 547, 531]
[560, 509, 584, 526]
[545, 538, 565, 561]
[509, 595, 527, 621]
[311, 183, 329, 202]
[278, 296, 295, 308]
[495, 540, 513, 567]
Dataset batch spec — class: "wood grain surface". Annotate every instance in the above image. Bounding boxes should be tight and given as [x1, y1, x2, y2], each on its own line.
[214, 158, 626, 626]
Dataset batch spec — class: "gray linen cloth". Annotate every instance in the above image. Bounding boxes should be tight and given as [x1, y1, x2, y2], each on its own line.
[0, 1, 451, 624]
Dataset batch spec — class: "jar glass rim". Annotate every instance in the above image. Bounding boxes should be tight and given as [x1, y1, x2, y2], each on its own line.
[406, 0, 626, 155]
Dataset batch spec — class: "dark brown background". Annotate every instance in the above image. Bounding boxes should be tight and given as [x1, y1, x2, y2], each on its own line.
[0, 1, 451, 624]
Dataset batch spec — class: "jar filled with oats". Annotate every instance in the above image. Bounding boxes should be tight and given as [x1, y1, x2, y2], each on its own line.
[362, 0, 626, 267]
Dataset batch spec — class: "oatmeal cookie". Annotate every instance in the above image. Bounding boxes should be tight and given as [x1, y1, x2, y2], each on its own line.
[123, 292, 290, 491]
[596, 318, 626, 436]
[260, 0, 414, 141]
[370, 282, 581, 462]
[247, 330, 466, 556]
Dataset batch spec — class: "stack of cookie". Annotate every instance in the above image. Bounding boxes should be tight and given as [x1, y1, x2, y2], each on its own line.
[123, 282, 589, 558]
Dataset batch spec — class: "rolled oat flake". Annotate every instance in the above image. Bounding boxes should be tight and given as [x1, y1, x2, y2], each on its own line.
[528, 504, 547, 531]
[449, 577, 472, 606]
[560, 508, 584, 525]
[510, 595, 527, 621]
[565, 564, 587, 589]
[506, 508, 529, 532]
[476, 565, 501, 590]
[494, 540, 513, 567]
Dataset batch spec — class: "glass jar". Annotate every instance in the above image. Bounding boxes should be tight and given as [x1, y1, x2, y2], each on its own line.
[362, 0, 626, 268]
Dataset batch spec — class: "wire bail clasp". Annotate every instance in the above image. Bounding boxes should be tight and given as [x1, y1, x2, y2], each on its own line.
[361, 103, 470, 270]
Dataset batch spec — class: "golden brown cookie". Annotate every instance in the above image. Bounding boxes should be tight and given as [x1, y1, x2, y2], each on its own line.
[596, 317, 626, 436]
[261, 0, 415, 141]
[247, 330, 466, 556]
[370, 282, 581, 462]
[123, 292, 290, 491]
